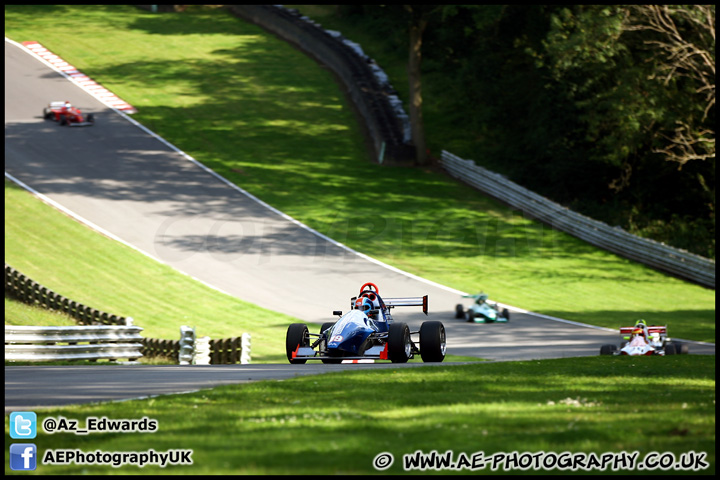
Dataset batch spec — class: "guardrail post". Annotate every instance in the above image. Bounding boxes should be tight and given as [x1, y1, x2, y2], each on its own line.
[178, 325, 196, 365]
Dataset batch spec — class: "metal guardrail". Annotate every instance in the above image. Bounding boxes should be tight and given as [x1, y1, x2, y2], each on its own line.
[440, 150, 715, 288]
[5, 325, 144, 362]
[5, 265, 252, 364]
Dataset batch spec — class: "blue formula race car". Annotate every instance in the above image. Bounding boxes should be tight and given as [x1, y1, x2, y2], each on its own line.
[286, 282, 446, 364]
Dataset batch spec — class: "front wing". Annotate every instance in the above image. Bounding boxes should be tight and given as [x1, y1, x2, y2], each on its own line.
[291, 344, 390, 362]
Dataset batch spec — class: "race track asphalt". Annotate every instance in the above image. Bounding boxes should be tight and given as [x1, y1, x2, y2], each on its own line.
[4, 38, 714, 411]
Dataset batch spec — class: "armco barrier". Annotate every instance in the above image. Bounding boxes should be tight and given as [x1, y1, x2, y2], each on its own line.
[4, 325, 144, 362]
[5, 264, 252, 364]
[439, 150, 715, 288]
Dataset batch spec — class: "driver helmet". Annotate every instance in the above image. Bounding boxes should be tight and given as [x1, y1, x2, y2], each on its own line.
[635, 319, 647, 326]
[632, 327, 644, 337]
[64, 101, 72, 108]
[360, 291, 380, 309]
[355, 297, 374, 312]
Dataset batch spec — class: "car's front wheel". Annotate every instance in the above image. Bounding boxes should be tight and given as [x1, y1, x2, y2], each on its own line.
[319, 322, 342, 364]
[286, 323, 309, 364]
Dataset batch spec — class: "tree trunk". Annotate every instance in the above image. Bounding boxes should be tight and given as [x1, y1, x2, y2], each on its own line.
[408, 16, 428, 165]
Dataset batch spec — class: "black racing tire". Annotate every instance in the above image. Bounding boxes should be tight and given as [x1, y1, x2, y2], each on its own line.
[87, 113, 95, 124]
[286, 323, 309, 364]
[419, 321, 446, 363]
[672, 342, 689, 354]
[600, 344, 616, 355]
[455, 304, 465, 319]
[387, 322, 411, 363]
[319, 322, 340, 364]
[502, 308, 510, 320]
[664, 343, 676, 355]
[43, 108, 52, 120]
[466, 310, 474, 323]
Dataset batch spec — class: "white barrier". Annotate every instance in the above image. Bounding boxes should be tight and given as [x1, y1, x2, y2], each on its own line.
[4, 325, 144, 362]
[240, 332, 251, 365]
[440, 150, 715, 288]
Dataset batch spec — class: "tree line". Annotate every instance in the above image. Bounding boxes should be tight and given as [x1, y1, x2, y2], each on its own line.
[336, 5, 715, 259]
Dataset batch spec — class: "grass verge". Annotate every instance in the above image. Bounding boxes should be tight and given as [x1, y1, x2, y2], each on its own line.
[4, 356, 715, 475]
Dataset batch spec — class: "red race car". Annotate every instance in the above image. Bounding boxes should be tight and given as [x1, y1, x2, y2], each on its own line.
[43, 101, 94, 126]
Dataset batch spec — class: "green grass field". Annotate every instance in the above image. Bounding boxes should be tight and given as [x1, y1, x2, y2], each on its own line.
[4, 356, 715, 475]
[4, 5, 715, 475]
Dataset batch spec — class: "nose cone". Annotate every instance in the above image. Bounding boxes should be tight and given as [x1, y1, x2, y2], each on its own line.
[327, 310, 374, 354]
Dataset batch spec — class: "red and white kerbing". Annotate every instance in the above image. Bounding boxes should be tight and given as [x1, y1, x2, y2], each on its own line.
[21, 41, 137, 114]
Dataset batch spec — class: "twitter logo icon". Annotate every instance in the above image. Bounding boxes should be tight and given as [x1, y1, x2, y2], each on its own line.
[10, 412, 37, 439]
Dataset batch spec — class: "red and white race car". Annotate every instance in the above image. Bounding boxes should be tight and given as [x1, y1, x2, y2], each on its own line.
[600, 320, 689, 356]
[43, 101, 94, 126]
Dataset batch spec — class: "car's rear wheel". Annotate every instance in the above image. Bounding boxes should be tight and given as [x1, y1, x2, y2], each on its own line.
[600, 344, 616, 355]
[419, 321, 446, 363]
[455, 304, 465, 319]
[286, 323, 309, 364]
[466, 310, 474, 322]
[670, 341, 689, 354]
[664, 343, 676, 355]
[387, 322, 411, 363]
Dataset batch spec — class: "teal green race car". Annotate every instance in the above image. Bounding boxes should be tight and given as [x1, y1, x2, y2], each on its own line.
[455, 293, 510, 323]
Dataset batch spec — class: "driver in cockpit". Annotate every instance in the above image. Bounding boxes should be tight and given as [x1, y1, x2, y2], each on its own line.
[354, 296, 377, 319]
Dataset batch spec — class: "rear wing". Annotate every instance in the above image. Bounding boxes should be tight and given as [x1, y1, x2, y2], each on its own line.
[384, 296, 428, 315]
[620, 325, 667, 336]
